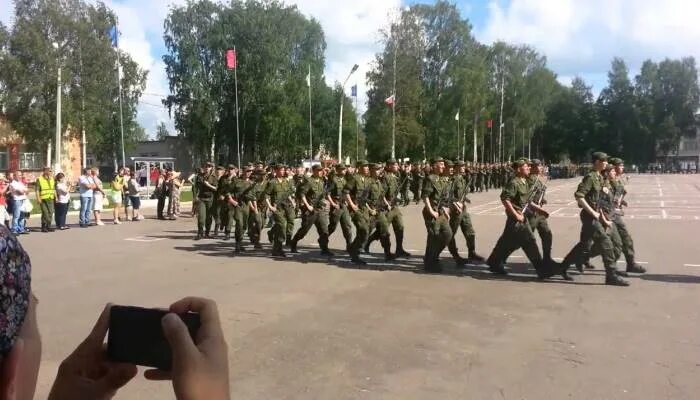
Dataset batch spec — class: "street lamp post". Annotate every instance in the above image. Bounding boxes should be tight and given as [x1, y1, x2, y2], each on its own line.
[338, 64, 358, 162]
[53, 42, 62, 173]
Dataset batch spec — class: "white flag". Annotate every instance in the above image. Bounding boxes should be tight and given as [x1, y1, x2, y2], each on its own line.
[306, 71, 311, 87]
[455, 111, 460, 121]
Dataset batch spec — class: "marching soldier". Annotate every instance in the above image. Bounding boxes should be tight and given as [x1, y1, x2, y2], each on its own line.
[485, 159, 560, 279]
[328, 164, 354, 250]
[410, 163, 423, 204]
[289, 165, 333, 256]
[421, 158, 454, 272]
[609, 158, 646, 274]
[218, 165, 237, 240]
[446, 160, 485, 265]
[400, 162, 412, 206]
[560, 152, 629, 286]
[265, 164, 295, 257]
[526, 159, 554, 264]
[365, 159, 410, 258]
[248, 170, 267, 249]
[212, 165, 226, 235]
[229, 166, 255, 252]
[344, 160, 372, 265]
[194, 162, 219, 240]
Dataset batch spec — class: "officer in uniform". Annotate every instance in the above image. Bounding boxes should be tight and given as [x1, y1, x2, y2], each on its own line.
[36, 166, 55, 232]
[446, 160, 485, 265]
[421, 158, 454, 272]
[289, 165, 333, 256]
[609, 157, 646, 274]
[328, 164, 354, 250]
[194, 162, 219, 240]
[344, 160, 372, 264]
[218, 165, 237, 240]
[560, 152, 628, 286]
[526, 159, 554, 264]
[486, 159, 560, 279]
[265, 164, 295, 257]
[230, 166, 255, 252]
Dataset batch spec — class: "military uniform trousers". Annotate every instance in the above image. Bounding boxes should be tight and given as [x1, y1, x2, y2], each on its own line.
[422, 208, 453, 267]
[349, 207, 373, 256]
[40, 200, 55, 228]
[221, 202, 235, 234]
[196, 197, 215, 234]
[212, 199, 223, 230]
[233, 204, 251, 243]
[270, 204, 295, 251]
[292, 208, 330, 249]
[562, 213, 617, 270]
[248, 208, 263, 245]
[329, 205, 353, 247]
[447, 210, 476, 259]
[486, 218, 545, 273]
[612, 214, 636, 265]
[588, 221, 623, 262]
[527, 213, 553, 261]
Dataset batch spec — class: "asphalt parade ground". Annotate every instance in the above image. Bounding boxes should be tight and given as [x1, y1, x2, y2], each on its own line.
[21, 173, 700, 399]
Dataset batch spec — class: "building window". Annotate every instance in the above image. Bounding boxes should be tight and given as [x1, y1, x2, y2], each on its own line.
[0, 150, 8, 170]
[19, 152, 42, 170]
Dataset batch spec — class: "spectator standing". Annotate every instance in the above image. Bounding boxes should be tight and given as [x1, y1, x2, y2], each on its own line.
[168, 170, 182, 219]
[54, 172, 70, 230]
[10, 170, 29, 234]
[91, 168, 105, 226]
[78, 168, 96, 228]
[0, 174, 8, 228]
[111, 168, 125, 224]
[127, 170, 143, 221]
[155, 168, 167, 219]
[36, 167, 56, 232]
[137, 164, 147, 186]
[122, 166, 133, 221]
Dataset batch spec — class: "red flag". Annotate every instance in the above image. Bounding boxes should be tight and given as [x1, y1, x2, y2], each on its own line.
[226, 48, 237, 70]
[384, 94, 395, 108]
[486, 119, 493, 129]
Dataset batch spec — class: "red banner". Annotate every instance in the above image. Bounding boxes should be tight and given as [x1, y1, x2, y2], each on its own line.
[486, 119, 493, 129]
[226, 49, 237, 70]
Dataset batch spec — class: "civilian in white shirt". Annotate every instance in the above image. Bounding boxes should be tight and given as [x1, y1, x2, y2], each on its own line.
[54, 173, 71, 230]
[91, 168, 105, 226]
[78, 168, 96, 228]
[9, 170, 29, 234]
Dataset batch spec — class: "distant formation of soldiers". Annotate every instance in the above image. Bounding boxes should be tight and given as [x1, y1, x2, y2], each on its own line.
[189, 154, 645, 287]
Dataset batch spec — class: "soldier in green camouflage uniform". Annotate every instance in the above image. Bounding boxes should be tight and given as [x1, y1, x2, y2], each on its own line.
[609, 158, 646, 274]
[486, 159, 559, 279]
[265, 165, 296, 257]
[212, 166, 226, 235]
[365, 159, 410, 258]
[399, 163, 411, 206]
[289, 165, 333, 256]
[560, 152, 628, 286]
[229, 167, 255, 252]
[194, 162, 219, 240]
[421, 158, 454, 272]
[446, 160, 485, 265]
[525, 159, 554, 264]
[410, 163, 423, 204]
[328, 164, 354, 250]
[344, 161, 372, 264]
[217, 165, 237, 240]
[247, 170, 266, 249]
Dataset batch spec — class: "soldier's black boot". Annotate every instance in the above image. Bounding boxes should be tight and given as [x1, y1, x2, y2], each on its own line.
[271, 246, 286, 258]
[350, 250, 367, 265]
[466, 235, 485, 263]
[395, 231, 411, 257]
[234, 242, 244, 253]
[605, 267, 630, 286]
[289, 239, 299, 253]
[381, 236, 396, 261]
[626, 257, 647, 273]
[223, 232, 231, 241]
[253, 240, 263, 249]
[364, 230, 379, 253]
[486, 253, 508, 275]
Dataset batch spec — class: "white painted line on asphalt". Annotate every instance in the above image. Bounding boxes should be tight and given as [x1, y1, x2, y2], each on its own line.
[684, 264, 700, 267]
[476, 205, 504, 215]
[661, 209, 668, 219]
[549, 208, 563, 215]
[125, 236, 165, 242]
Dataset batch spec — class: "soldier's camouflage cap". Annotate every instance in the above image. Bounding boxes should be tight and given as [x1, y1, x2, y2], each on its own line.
[431, 157, 445, 164]
[370, 163, 382, 169]
[511, 158, 528, 169]
[386, 158, 398, 164]
[204, 161, 214, 167]
[335, 163, 347, 169]
[529, 159, 542, 166]
[216, 165, 225, 170]
[275, 163, 287, 169]
[227, 164, 236, 169]
[609, 157, 624, 166]
[455, 160, 465, 166]
[356, 160, 369, 167]
[592, 152, 608, 162]
[445, 159, 454, 167]
[312, 164, 322, 171]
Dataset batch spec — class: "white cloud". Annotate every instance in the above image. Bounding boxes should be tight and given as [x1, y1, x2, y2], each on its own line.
[478, 0, 700, 87]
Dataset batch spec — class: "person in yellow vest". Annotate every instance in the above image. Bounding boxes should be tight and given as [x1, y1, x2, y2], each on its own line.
[36, 166, 56, 233]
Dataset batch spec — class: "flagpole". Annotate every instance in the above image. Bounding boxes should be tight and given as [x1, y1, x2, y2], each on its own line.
[355, 85, 359, 161]
[234, 46, 241, 169]
[456, 111, 459, 160]
[308, 64, 312, 160]
[391, 41, 397, 159]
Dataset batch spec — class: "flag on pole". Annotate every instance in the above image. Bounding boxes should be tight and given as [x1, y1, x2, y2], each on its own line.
[500, 122, 505, 128]
[351, 85, 357, 97]
[486, 119, 493, 128]
[225, 48, 237, 70]
[107, 25, 118, 48]
[306, 70, 311, 87]
[384, 94, 395, 107]
[455, 111, 460, 121]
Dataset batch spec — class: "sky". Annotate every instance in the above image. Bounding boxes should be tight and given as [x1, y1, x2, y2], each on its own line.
[2, 0, 700, 138]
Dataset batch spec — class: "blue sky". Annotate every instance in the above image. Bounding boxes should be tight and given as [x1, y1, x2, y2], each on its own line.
[2, 0, 699, 137]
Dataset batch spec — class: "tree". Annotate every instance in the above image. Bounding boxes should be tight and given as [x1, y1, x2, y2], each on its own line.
[156, 121, 170, 140]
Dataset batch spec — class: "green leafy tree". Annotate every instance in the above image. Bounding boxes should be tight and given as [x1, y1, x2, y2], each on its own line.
[156, 121, 170, 140]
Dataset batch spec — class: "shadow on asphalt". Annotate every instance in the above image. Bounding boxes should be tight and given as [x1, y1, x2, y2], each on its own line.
[154, 232, 599, 285]
[639, 274, 700, 284]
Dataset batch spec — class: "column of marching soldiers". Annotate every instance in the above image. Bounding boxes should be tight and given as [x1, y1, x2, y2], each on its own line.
[189, 152, 646, 287]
